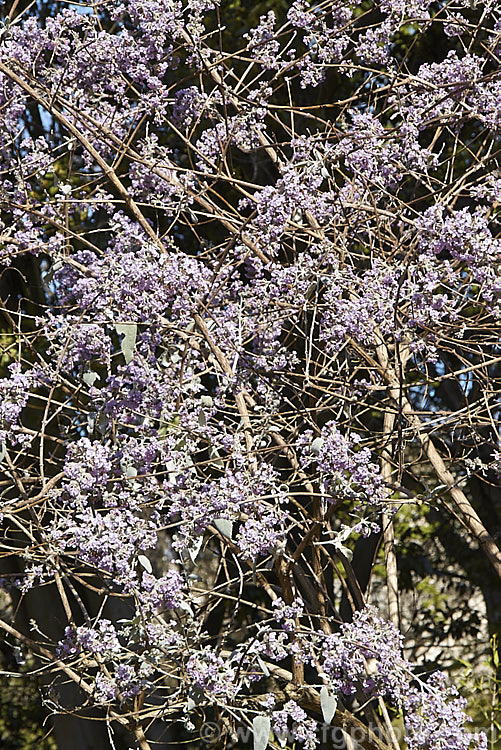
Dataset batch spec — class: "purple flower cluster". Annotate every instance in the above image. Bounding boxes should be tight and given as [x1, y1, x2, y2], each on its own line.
[168, 462, 288, 560]
[272, 597, 305, 632]
[272, 700, 318, 750]
[298, 422, 386, 507]
[54, 213, 214, 326]
[244, 11, 282, 71]
[315, 607, 487, 750]
[0, 364, 32, 447]
[59, 620, 121, 659]
[186, 647, 239, 702]
[139, 570, 185, 613]
[405, 673, 487, 750]
[321, 606, 409, 703]
[416, 206, 501, 308]
[62, 438, 113, 503]
[287, 1, 352, 87]
[395, 52, 501, 132]
[50, 506, 158, 583]
[243, 167, 331, 252]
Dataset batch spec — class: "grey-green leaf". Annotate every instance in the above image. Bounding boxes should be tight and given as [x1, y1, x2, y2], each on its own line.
[83, 370, 99, 387]
[253, 716, 270, 750]
[187, 685, 204, 711]
[96, 412, 109, 436]
[115, 323, 137, 364]
[187, 535, 204, 562]
[335, 544, 353, 561]
[209, 446, 224, 469]
[214, 518, 233, 539]
[310, 437, 324, 455]
[320, 686, 337, 724]
[138, 555, 152, 574]
[257, 656, 270, 677]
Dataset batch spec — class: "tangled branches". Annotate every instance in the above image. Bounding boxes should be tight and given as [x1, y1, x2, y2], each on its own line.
[0, 0, 499, 748]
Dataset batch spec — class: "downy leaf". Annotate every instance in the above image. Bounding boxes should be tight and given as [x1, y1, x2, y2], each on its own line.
[115, 323, 137, 364]
[320, 686, 337, 725]
[214, 518, 233, 539]
[253, 716, 271, 750]
[138, 555, 152, 574]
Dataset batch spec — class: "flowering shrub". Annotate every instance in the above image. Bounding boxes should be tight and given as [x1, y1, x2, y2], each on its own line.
[0, 0, 499, 748]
